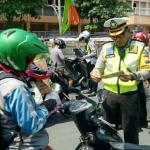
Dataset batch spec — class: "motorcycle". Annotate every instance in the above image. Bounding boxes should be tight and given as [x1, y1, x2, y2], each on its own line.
[65, 48, 88, 89]
[65, 89, 143, 150]
[49, 72, 96, 118]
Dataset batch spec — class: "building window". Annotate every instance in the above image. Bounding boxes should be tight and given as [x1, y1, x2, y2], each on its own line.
[70, 25, 78, 32]
[133, 2, 136, 8]
[30, 24, 45, 31]
[140, 2, 146, 15]
[43, 7, 54, 16]
[0, 23, 5, 30]
[35, 8, 42, 15]
[47, 0, 53, 5]
[148, 3, 150, 15]
[48, 24, 59, 31]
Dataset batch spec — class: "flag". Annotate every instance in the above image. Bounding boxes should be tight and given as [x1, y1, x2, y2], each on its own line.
[61, 0, 79, 34]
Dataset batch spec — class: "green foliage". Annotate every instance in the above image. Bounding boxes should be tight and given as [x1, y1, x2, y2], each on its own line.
[75, 0, 133, 32]
[0, 0, 47, 29]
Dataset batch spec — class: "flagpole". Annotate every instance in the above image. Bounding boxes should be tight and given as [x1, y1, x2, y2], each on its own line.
[58, 0, 62, 35]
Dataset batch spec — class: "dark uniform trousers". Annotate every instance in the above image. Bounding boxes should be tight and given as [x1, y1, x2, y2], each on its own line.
[102, 90, 140, 145]
[87, 63, 98, 93]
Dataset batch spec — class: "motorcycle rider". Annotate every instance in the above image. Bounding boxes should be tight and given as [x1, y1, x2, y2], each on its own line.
[0, 28, 56, 150]
[78, 30, 98, 97]
[133, 31, 150, 129]
[25, 62, 61, 106]
[50, 39, 74, 87]
[90, 17, 150, 144]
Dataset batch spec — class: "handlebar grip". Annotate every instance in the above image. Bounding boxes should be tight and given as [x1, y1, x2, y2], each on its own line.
[90, 115, 101, 127]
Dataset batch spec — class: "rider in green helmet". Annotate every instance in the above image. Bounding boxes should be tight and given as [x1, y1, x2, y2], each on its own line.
[0, 28, 55, 150]
[0, 28, 48, 71]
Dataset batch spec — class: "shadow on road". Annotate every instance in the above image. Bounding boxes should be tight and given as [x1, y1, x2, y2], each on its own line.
[46, 112, 72, 128]
[140, 145, 150, 150]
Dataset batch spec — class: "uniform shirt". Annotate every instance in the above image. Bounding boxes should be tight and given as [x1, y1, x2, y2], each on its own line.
[85, 40, 97, 64]
[51, 48, 66, 68]
[93, 40, 150, 81]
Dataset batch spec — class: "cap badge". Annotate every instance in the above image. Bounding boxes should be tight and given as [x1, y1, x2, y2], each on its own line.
[110, 20, 118, 29]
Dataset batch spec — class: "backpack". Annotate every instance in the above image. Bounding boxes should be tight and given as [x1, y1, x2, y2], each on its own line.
[0, 72, 23, 150]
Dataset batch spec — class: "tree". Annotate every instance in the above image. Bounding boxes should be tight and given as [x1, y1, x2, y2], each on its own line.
[0, 0, 47, 29]
[75, 0, 133, 32]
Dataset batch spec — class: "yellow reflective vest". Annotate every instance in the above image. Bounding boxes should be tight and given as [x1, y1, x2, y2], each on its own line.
[102, 40, 145, 94]
[139, 46, 150, 70]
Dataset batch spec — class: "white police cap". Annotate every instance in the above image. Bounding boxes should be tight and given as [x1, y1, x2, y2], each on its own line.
[104, 17, 129, 36]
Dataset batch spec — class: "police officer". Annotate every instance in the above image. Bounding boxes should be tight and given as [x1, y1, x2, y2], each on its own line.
[90, 17, 150, 145]
[134, 31, 150, 129]
[78, 30, 98, 97]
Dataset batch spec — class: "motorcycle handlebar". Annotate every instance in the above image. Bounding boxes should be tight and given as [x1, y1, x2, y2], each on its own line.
[98, 117, 116, 128]
[90, 115, 116, 128]
[90, 115, 101, 127]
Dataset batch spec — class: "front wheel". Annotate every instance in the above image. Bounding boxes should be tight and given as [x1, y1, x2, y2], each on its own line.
[75, 143, 94, 150]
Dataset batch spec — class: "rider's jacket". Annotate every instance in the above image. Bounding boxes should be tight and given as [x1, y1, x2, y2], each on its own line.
[0, 71, 49, 149]
[102, 40, 145, 94]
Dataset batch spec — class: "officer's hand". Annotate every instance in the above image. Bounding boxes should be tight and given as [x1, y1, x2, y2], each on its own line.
[144, 80, 150, 88]
[90, 71, 101, 82]
[118, 72, 133, 82]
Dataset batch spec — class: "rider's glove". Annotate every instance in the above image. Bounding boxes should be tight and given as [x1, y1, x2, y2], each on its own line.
[42, 99, 57, 112]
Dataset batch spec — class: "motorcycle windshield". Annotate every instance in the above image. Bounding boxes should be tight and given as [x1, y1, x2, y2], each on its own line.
[96, 127, 122, 143]
[110, 142, 143, 150]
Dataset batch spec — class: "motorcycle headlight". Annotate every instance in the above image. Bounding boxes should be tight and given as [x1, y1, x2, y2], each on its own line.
[51, 83, 62, 93]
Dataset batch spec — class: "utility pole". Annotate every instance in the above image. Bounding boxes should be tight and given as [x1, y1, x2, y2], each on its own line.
[50, 0, 62, 35]
[58, 0, 62, 35]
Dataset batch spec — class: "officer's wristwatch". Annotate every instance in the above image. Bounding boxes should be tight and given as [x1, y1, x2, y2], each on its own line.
[130, 73, 137, 81]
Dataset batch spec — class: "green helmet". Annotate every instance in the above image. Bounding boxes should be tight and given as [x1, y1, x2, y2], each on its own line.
[0, 28, 49, 71]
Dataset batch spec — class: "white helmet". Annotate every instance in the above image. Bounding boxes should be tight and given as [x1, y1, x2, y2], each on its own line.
[78, 30, 90, 41]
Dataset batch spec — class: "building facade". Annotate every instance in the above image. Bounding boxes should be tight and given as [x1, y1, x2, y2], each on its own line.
[0, 0, 150, 37]
[126, 0, 150, 32]
[0, 0, 89, 37]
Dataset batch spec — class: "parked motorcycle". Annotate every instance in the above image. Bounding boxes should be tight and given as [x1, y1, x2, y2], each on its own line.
[65, 55, 88, 89]
[65, 89, 143, 150]
[49, 72, 96, 118]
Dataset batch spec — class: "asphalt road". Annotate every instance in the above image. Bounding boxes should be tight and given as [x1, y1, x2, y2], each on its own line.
[46, 82, 150, 150]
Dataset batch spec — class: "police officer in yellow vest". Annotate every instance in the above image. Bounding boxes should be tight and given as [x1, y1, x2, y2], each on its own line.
[134, 31, 150, 130]
[78, 30, 98, 97]
[90, 17, 150, 145]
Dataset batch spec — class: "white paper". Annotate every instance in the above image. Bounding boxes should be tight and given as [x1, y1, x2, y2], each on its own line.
[102, 70, 124, 79]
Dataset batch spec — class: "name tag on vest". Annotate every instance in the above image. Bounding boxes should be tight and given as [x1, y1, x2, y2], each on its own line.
[105, 48, 115, 58]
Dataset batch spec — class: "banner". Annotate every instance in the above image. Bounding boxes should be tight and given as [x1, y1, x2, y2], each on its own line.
[61, 0, 79, 35]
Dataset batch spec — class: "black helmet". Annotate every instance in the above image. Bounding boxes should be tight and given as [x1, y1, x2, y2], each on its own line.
[55, 39, 66, 49]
